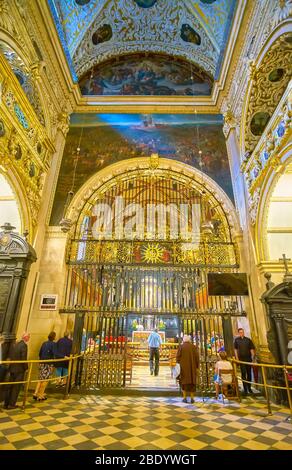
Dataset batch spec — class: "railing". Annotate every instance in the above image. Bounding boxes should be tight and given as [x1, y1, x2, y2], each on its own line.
[231, 359, 292, 418]
[0, 355, 81, 411]
[1, 355, 292, 418]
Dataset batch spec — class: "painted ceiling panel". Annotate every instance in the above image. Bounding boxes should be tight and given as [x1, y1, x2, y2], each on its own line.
[49, 0, 236, 84]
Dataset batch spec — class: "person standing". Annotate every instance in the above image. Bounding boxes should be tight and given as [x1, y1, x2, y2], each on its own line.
[0, 334, 7, 403]
[147, 328, 162, 376]
[234, 328, 255, 395]
[0, 334, 6, 382]
[55, 332, 73, 386]
[176, 335, 199, 403]
[33, 331, 57, 401]
[4, 332, 30, 409]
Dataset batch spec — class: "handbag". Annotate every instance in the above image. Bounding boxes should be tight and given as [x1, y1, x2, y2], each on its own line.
[173, 363, 181, 379]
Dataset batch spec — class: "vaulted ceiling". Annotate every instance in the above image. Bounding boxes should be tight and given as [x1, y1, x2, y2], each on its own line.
[49, 0, 237, 87]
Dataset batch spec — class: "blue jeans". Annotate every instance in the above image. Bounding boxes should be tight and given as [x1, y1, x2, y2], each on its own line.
[56, 367, 68, 378]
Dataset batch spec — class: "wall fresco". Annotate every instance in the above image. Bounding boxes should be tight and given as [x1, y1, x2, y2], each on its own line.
[50, 114, 233, 225]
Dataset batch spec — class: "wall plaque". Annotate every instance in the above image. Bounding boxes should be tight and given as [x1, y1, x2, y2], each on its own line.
[40, 294, 58, 310]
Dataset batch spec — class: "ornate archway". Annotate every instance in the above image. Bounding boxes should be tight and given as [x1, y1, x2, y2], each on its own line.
[257, 150, 292, 263]
[60, 157, 249, 389]
[0, 169, 28, 234]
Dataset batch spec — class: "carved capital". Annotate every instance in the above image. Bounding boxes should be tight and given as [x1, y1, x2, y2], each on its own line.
[223, 108, 237, 138]
[246, 60, 257, 81]
[30, 61, 46, 82]
[272, 313, 285, 321]
[57, 112, 70, 136]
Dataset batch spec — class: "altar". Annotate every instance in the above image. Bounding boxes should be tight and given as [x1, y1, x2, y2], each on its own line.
[132, 330, 165, 348]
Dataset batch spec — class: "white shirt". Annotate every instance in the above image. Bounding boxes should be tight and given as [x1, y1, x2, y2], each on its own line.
[215, 360, 233, 384]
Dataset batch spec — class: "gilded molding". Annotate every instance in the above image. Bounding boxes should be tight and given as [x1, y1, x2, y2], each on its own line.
[72, 0, 219, 78]
[243, 33, 292, 157]
[220, 1, 290, 138]
[64, 157, 240, 244]
[0, 54, 54, 230]
[242, 84, 292, 224]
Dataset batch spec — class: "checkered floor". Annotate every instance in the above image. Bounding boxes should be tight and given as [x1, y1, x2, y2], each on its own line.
[0, 394, 292, 450]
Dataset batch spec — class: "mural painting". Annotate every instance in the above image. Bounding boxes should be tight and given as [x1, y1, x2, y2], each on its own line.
[79, 54, 213, 96]
[50, 114, 233, 225]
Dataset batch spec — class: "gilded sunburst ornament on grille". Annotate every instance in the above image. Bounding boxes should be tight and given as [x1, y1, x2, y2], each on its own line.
[142, 243, 163, 263]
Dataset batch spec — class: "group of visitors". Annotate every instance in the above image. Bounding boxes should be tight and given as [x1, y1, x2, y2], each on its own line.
[148, 327, 255, 403]
[33, 331, 72, 401]
[0, 331, 72, 409]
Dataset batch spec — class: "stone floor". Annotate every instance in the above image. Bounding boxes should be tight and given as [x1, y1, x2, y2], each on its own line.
[127, 364, 178, 389]
[0, 393, 292, 450]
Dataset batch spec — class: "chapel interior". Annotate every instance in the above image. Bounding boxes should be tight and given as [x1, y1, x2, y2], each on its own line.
[0, 0, 292, 452]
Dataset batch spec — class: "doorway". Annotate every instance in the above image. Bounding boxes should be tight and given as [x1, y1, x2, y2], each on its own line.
[126, 314, 179, 389]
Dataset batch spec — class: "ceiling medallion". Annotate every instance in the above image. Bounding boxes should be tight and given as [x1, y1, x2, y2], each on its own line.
[134, 0, 157, 8]
[250, 112, 270, 136]
[92, 24, 112, 45]
[75, 0, 91, 5]
[181, 24, 201, 45]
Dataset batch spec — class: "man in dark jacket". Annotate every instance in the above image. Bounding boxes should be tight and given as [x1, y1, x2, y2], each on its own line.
[234, 328, 255, 395]
[4, 332, 30, 409]
[55, 332, 72, 386]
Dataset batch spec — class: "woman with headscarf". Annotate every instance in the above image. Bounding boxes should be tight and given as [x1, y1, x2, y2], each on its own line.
[176, 335, 199, 403]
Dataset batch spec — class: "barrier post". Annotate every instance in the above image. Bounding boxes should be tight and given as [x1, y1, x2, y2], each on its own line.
[64, 355, 73, 399]
[232, 360, 241, 402]
[22, 362, 33, 410]
[283, 367, 292, 422]
[261, 365, 272, 415]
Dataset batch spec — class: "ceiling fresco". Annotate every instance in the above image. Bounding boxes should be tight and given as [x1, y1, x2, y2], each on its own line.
[79, 53, 213, 96]
[49, 113, 233, 225]
[48, 0, 237, 90]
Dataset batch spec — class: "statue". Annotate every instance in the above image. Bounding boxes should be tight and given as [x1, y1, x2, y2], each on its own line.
[182, 283, 191, 308]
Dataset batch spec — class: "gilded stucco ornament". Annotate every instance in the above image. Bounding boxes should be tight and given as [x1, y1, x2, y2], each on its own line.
[72, 0, 221, 78]
[0, 0, 16, 35]
[248, 187, 260, 224]
[57, 111, 70, 137]
[30, 61, 46, 82]
[222, 0, 288, 146]
[244, 34, 292, 156]
[272, 0, 292, 27]
[222, 106, 238, 139]
[243, 86, 292, 224]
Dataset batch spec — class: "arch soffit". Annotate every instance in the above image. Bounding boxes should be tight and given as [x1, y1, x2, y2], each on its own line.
[0, 31, 50, 134]
[66, 157, 240, 238]
[255, 144, 292, 262]
[240, 20, 292, 156]
[0, 167, 31, 236]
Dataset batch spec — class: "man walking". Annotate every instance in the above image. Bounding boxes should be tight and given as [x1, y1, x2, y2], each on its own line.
[234, 328, 255, 395]
[147, 328, 162, 376]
